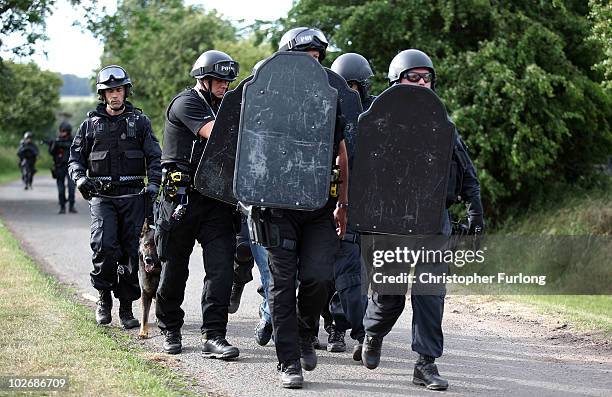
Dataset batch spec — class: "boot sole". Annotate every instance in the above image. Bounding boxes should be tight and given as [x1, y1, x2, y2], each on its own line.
[282, 381, 303, 389]
[327, 344, 346, 353]
[202, 351, 240, 360]
[164, 347, 182, 355]
[121, 321, 140, 330]
[96, 317, 111, 325]
[413, 378, 448, 390]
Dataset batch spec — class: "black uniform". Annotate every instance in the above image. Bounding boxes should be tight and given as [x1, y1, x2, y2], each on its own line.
[69, 101, 162, 301]
[155, 88, 236, 338]
[17, 140, 38, 187]
[49, 133, 76, 209]
[363, 128, 483, 358]
[264, 118, 345, 364]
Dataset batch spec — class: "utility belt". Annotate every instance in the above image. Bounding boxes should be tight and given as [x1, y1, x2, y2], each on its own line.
[90, 176, 145, 194]
[330, 165, 341, 198]
[239, 204, 297, 250]
[160, 167, 192, 221]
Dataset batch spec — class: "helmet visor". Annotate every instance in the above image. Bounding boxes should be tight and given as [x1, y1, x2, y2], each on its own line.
[192, 60, 240, 80]
[289, 29, 328, 50]
[98, 67, 127, 84]
[212, 60, 239, 79]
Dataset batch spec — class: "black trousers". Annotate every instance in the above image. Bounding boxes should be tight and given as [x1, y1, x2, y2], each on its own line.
[89, 187, 144, 302]
[363, 258, 448, 358]
[329, 231, 367, 341]
[55, 166, 75, 208]
[265, 204, 340, 363]
[155, 191, 235, 338]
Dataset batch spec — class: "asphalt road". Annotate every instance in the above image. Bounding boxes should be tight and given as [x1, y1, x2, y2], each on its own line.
[0, 176, 610, 397]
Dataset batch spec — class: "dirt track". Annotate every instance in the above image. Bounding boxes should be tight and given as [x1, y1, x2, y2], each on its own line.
[0, 176, 610, 396]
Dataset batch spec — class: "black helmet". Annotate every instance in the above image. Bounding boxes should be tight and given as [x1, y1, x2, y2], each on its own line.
[190, 50, 239, 81]
[331, 53, 373, 87]
[278, 27, 328, 62]
[59, 121, 72, 133]
[387, 49, 436, 87]
[96, 65, 132, 97]
[23, 131, 33, 140]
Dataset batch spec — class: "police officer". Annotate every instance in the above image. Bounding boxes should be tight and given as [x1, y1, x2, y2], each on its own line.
[17, 131, 38, 190]
[69, 65, 162, 329]
[261, 27, 348, 388]
[331, 52, 376, 110]
[313, 52, 376, 358]
[155, 50, 240, 359]
[49, 121, 77, 213]
[360, 49, 484, 391]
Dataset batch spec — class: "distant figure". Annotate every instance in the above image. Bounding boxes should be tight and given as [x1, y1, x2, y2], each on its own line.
[49, 121, 77, 214]
[17, 131, 39, 190]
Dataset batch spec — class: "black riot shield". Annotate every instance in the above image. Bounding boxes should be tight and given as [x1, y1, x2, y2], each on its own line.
[324, 68, 362, 168]
[193, 76, 252, 204]
[350, 84, 455, 235]
[234, 52, 338, 210]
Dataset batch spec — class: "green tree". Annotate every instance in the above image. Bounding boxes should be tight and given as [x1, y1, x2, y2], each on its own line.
[589, 0, 612, 91]
[0, 0, 81, 57]
[0, 61, 62, 142]
[268, 0, 612, 218]
[89, 0, 271, 136]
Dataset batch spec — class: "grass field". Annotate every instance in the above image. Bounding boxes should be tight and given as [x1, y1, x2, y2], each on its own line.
[0, 223, 197, 396]
[496, 178, 612, 338]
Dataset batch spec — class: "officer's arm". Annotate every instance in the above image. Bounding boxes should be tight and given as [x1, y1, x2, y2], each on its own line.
[337, 140, 349, 204]
[141, 117, 162, 186]
[197, 120, 214, 139]
[68, 121, 90, 182]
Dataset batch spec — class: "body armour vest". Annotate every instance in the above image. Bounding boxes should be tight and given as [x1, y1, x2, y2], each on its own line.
[161, 89, 211, 173]
[86, 109, 147, 184]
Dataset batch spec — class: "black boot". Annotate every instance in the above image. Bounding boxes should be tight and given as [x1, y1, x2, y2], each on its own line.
[95, 290, 112, 325]
[361, 335, 383, 369]
[278, 360, 303, 389]
[352, 336, 364, 361]
[254, 318, 273, 346]
[228, 282, 245, 314]
[163, 329, 182, 354]
[413, 355, 449, 390]
[69, 205, 77, 213]
[58, 206, 66, 214]
[119, 300, 140, 329]
[201, 336, 240, 359]
[299, 336, 317, 371]
[327, 326, 346, 352]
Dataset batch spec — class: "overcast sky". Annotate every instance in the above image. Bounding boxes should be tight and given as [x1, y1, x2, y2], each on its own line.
[4, 0, 292, 78]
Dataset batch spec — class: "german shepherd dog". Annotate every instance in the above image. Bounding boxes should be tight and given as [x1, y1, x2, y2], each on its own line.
[138, 222, 161, 338]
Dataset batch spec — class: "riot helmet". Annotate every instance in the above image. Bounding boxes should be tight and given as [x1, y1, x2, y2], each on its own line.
[190, 50, 239, 82]
[278, 27, 328, 62]
[59, 121, 72, 134]
[331, 52, 373, 99]
[23, 131, 33, 140]
[387, 49, 436, 89]
[96, 65, 132, 98]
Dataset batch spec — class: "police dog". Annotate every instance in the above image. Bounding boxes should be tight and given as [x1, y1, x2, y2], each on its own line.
[138, 222, 161, 338]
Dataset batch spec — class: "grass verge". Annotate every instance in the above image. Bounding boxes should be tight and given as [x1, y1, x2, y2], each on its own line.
[494, 178, 611, 339]
[0, 222, 197, 396]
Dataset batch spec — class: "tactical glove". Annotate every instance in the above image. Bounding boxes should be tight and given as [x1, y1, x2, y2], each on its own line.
[76, 176, 97, 200]
[145, 183, 160, 225]
[468, 215, 484, 235]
